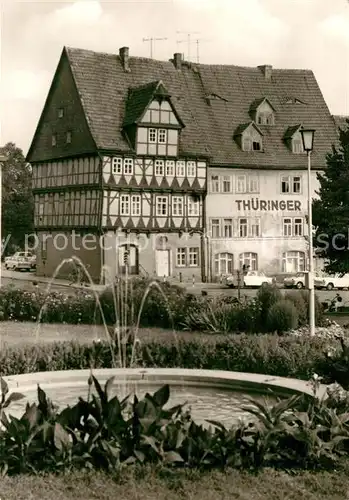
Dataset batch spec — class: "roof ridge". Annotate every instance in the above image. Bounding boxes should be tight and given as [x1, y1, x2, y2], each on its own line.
[64, 45, 314, 73]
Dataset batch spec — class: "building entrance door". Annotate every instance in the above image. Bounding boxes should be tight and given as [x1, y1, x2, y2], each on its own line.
[156, 249, 170, 277]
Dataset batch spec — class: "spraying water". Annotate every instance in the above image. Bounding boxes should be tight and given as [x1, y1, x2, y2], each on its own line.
[33, 255, 180, 371]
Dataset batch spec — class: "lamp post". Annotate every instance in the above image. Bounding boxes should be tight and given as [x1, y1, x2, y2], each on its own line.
[300, 128, 316, 336]
[0, 154, 9, 288]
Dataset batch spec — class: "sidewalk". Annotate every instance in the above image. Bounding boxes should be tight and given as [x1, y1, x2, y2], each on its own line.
[1, 268, 105, 292]
[1, 269, 227, 293]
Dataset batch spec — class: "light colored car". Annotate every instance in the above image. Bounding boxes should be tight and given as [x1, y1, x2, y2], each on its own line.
[283, 271, 322, 289]
[226, 271, 274, 288]
[314, 274, 349, 291]
[4, 252, 35, 271]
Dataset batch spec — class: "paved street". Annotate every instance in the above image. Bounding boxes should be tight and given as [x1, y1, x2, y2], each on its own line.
[1, 265, 349, 306]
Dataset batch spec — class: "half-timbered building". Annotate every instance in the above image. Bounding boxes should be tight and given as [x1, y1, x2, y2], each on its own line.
[27, 47, 208, 281]
[27, 45, 340, 282]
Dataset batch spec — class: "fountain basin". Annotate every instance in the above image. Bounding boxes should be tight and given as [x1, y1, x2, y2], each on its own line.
[3, 369, 326, 426]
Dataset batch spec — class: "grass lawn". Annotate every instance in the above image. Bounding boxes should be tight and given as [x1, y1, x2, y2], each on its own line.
[0, 465, 348, 500]
[0, 321, 233, 348]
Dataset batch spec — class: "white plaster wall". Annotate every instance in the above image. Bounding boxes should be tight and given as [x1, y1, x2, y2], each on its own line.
[206, 168, 321, 274]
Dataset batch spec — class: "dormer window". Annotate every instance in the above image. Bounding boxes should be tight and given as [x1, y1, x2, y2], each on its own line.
[250, 98, 275, 126]
[284, 125, 304, 154]
[124, 80, 184, 157]
[236, 122, 264, 152]
[256, 112, 274, 125]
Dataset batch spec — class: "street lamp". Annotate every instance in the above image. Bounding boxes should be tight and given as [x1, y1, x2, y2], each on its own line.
[0, 154, 9, 288]
[300, 128, 316, 336]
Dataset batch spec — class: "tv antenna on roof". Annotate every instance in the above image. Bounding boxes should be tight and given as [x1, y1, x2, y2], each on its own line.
[176, 31, 200, 62]
[177, 37, 211, 63]
[142, 37, 168, 58]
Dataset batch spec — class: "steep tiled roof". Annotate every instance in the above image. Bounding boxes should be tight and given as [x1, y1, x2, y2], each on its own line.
[65, 46, 339, 168]
[123, 81, 160, 126]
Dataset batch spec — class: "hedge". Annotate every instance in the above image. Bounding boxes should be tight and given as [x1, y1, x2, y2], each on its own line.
[0, 333, 339, 383]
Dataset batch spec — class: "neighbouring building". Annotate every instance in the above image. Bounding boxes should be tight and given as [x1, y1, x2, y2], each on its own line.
[27, 46, 340, 282]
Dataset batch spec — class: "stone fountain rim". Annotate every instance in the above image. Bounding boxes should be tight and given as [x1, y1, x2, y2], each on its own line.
[3, 368, 327, 399]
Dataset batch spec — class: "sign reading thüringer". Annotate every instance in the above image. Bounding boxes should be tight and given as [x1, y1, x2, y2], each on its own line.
[236, 199, 301, 211]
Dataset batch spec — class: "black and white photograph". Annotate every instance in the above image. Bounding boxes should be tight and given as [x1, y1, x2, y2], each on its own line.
[0, 0, 349, 498]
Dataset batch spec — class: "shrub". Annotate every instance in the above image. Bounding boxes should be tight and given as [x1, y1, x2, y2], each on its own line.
[0, 334, 335, 382]
[181, 295, 259, 334]
[256, 284, 282, 331]
[266, 299, 299, 333]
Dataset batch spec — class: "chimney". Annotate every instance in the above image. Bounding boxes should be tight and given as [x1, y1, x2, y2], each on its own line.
[173, 52, 182, 70]
[119, 46, 130, 72]
[258, 64, 272, 80]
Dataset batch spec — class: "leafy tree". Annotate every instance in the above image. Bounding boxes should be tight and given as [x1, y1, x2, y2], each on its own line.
[312, 119, 349, 274]
[0, 142, 34, 255]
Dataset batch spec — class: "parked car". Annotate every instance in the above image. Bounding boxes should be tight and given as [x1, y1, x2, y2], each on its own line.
[4, 252, 36, 271]
[283, 271, 322, 289]
[226, 271, 274, 288]
[314, 274, 349, 290]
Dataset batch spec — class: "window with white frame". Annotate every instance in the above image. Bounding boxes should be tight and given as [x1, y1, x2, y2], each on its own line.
[156, 196, 168, 216]
[211, 175, 220, 193]
[281, 175, 302, 194]
[211, 219, 220, 238]
[120, 195, 130, 215]
[248, 176, 259, 193]
[292, 138, 303, 153]
[223, 218, 233, 238]
[176, 160, 185, 177]
[149, 128, 157, 143]
[112, 157, 122, 175]
[155, 159, 164, 176]
[165, 160, 175, 176]
[236, 175, 246, 193]
[256, 111, 274, 125]
[52, 134, 57, 146]
[250, 218, 260, 237]
[66, 131, 72, 144]
[293, 176, 301, 193]
[58, 108, 64, 118]
[172, 196, 183, 216]
[282, 251, 305, 273]
[252, 140, 262, 151]
[175, 247, 199, 267]
[294, 218, 303, 236]
[188, 196, 199, 216]
[242, 137, 252, 151]
[283, 218, 293, 236]
[131, 194, 141, 216]
[188, 247, 199, 267]
[239, 252, 258, 271]
[187, 161, 196, 177]
[214, 253, 234, 275]
[222, 175, 232, 193]
[158, 129, 167, 143]
[239, 218, 248, 237]
[176, 248, 186, 267]
[124, 158, 134, 175]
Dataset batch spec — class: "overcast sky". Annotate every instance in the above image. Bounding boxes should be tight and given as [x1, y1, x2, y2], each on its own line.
[1, 0, 349, 155]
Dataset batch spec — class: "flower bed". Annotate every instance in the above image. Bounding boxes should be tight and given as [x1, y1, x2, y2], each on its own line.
[0, 372, 349, 476]
[0, 280, 325, 334]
